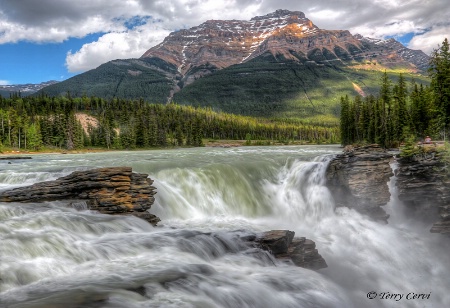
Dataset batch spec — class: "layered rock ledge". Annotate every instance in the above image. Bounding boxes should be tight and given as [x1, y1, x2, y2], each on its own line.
[326, 144, 393, 221]
[0, 166, 160, 225]
[396, 151, 450, 234]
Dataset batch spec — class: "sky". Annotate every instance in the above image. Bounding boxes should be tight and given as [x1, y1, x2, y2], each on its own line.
[0, 0, 449, 85]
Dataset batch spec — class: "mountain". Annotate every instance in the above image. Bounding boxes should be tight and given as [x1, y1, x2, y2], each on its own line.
[354, 35, 430, 71]
[38, 10, 430, 123]
[142, 9, 428, 87]
[0, 80, 59, 97]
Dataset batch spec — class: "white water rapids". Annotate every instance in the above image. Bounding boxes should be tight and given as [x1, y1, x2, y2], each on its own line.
[0, 146, 448, 308]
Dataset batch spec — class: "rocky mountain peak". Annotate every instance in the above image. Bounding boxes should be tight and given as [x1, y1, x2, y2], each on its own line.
[355, 35, 430, 71]
[140, 10, 429, 91]
[140, 10, 329, 80]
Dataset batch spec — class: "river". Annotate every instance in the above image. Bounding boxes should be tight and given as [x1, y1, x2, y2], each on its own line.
[0, 145, 448, 308]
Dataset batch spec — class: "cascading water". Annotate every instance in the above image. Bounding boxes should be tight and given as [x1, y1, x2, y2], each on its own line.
[0, 146, 448, 308]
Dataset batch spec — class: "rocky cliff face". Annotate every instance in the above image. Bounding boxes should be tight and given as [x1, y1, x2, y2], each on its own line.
[396, 151, 450, 234]
[141, 9, 427, 87]
[0, 167, 160, 225]
[142, 10, 327, 75]
[326, 145, 393, 221]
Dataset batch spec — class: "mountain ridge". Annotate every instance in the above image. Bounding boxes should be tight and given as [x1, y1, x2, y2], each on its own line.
[37, 10, 430, 123]
[0, 80, 59, 97]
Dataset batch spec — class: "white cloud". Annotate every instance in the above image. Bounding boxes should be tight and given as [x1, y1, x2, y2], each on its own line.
[408, 26, 450, 54]
[0, 1, 127, 44]
[350, 20, 419, 40]
[308, 9, 345, 21]
[0, 80, 10, 85]
[65, 25, 170, 72]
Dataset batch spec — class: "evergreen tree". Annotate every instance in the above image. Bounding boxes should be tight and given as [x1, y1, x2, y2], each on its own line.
[26, 123, 43, 151]
[380, 71, 392, 147]
[174, 124, 184, 146]
[392, 73, 409, 142]
[340, 95, 351, 145]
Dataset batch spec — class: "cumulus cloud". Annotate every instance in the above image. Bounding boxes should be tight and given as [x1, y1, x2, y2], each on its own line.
[409, 25, 450, 54]
[1, 0, 449, 72]
[65, 25, 170, 72]
[0, 80, 10, 85]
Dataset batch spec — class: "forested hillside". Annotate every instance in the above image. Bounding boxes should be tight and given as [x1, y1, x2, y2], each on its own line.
[0, 94, 339, 151]
[38, 58, 177, 103]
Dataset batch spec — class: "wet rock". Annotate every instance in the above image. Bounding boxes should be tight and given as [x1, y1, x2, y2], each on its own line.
[248, 230, 327, 270]
[258, 230, 295, 255]
[0, 156, 32, 160]
[396, 151, 450, 234]
[326, 144, 393, 222]
[0, 167, 160, 225]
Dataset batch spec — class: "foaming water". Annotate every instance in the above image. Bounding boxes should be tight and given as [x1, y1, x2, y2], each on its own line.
[0, 145, 448, 308]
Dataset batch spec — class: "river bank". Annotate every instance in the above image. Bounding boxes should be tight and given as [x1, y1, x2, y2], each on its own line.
[0, 140, 340, 156]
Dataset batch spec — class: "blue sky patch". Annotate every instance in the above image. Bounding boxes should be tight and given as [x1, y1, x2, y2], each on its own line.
[0, 33, 104, 84]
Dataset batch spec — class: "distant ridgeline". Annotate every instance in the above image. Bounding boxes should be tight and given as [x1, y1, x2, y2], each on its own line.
[340, 38, 450, 148]
[0, 95, 339, 151]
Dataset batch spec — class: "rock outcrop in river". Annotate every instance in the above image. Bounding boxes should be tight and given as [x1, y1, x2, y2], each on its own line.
[325, 144, 393, 221]
[0, 166, 160, 225]
[253, 230, 327, 269]
[396, 150, 450, 234]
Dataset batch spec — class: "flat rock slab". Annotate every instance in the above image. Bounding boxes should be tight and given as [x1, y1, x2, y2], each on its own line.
[0, 166, 160, 225]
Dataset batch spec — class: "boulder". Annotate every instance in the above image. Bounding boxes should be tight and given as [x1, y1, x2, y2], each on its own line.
[0, 167, 160, 225]
[251, 230, 327, 270]
[326, 144, 393, 221]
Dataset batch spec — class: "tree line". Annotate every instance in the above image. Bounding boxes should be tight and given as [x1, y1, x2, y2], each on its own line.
[340, 38, 450, 147]
[0, 94, 339, 151]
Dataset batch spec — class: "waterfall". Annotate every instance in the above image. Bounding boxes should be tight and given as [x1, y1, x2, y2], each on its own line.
[0, 146, 449, 308]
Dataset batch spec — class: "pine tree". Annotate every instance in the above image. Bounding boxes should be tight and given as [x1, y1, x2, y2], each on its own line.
[392, 73, 409, 142]
[340, 95, 351, 145]
[380, 71, 392, 147]
[175, 124, 184, 146]
[26, 123, 43, 151]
